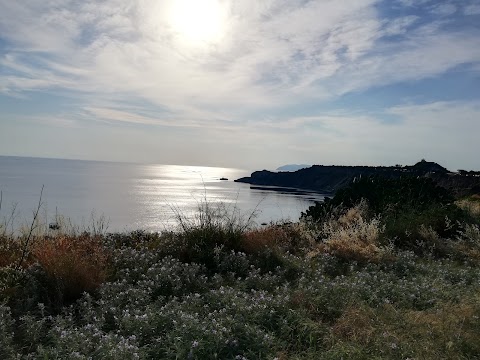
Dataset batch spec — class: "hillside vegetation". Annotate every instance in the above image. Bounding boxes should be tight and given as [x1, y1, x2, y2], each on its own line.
[1, 177, 480, 359]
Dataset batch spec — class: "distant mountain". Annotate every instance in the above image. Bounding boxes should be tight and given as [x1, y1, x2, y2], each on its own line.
[276, 164, 310, 172]
[235, 160, 480, 197]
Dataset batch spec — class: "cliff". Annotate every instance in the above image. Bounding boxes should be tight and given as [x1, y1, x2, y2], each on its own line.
[235, 160, 480, 197]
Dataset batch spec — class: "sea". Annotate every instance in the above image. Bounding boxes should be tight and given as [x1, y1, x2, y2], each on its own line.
[0, 156, 325, 233]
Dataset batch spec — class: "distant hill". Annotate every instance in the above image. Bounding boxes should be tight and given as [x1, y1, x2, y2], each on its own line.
[276, 164, 310, 172]
[411, 159, 449, 174]
[236, 160, 480, 197]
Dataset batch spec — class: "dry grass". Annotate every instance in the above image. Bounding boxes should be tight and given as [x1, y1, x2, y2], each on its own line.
[456, 198, 480, 218]
[310, 201, 387, 262]
[452, 243, 480, 262]
[331, 297, 480, 359]
[242, 227, 289, 253]
[32, 234, 108, 301]
[416, 224, 452, 255]
[403, 299, 480, 356]
[332, 305, 378, 344]
[453, 223, 480, 261]
[242, 222, 317, 255]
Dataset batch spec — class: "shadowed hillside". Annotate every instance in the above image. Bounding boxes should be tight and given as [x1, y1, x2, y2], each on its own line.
[236, 160, 480, 197]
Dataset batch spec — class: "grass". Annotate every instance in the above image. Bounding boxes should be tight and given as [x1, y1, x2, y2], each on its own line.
[456, 196, 480, 218]
[0, 193, 480, 359]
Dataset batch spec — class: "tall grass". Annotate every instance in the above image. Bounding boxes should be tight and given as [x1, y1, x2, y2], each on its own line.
[156, 199, 259, 271]
[0, 190, 110, 312]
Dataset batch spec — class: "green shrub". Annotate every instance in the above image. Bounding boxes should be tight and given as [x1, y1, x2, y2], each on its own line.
[0, 304, 17, 359]
[302, 176, 476, 252]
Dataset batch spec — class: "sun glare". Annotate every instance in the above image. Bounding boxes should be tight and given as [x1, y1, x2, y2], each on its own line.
[168, 0, 226, 46]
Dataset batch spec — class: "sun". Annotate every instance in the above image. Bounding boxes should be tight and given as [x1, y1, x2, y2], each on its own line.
[167, 0, 226, 46]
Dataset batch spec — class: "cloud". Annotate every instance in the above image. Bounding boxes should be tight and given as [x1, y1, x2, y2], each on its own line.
[83, 106, 241, 130]
[464, 3, 480, 15]
[0, 1, 358, 115]
[387, 101, 480, 136]
[429, 3, 457, 16]
[85, 107, 169, 126]
[395, 0, 432, 7]
[338, 31, 479, 95]
[261, 100, 480, 168]
[4, 113, 79, 128]
[1, 0, 478, 108]
[30, 115, 79, 128]
[383, 15, 419, 36]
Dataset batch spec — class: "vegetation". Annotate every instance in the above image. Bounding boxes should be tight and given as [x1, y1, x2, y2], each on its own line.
[1, 179, 480, 359]
[302, 176, 477, 255]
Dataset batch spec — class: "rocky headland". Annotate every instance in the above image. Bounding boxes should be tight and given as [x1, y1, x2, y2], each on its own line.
[236, 160, 480, 197]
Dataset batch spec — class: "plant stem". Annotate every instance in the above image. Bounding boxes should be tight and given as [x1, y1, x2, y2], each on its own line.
[15, 185, 44, 271]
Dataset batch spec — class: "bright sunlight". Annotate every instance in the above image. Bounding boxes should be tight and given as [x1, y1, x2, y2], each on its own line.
[167, 0, 226, 46]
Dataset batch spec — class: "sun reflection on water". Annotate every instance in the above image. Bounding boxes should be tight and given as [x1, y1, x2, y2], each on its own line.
[0, 158, 325, 233]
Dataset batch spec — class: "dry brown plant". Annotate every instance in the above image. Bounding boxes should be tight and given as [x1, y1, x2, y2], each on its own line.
[242, 221, 317, 254]
[332, 305, 377, 344]
[310, 201, 387, 262]
[241, 226, 290, 253]
[456, 198, 480, 218]
[331, 298, 480, 358]
[33, 234, 108, 300]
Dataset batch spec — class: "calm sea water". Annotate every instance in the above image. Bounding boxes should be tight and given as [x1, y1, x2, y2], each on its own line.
[0, 156, 325, 232]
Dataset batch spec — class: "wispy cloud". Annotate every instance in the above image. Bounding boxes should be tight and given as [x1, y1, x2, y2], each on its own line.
[464, 3, 480, 15]
[259, 100, 480, 168]
[85, 107, 169, 126]
[429, 3, 457, 16]
[2, 1, 479, 107]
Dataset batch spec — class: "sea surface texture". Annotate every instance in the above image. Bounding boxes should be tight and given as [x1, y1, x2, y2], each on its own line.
[0, 156, 325, 232]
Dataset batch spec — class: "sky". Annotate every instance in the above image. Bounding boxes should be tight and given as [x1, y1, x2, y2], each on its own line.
[0, 0, 479, 171]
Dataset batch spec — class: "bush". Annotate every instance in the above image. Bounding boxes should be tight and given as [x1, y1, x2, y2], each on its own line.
[302, 176, 475, 252]
[0, 304, 17, 359]
[0, 236, 21, 268]
[303, 176, 455, 221]
[150, 201, 254, 273]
